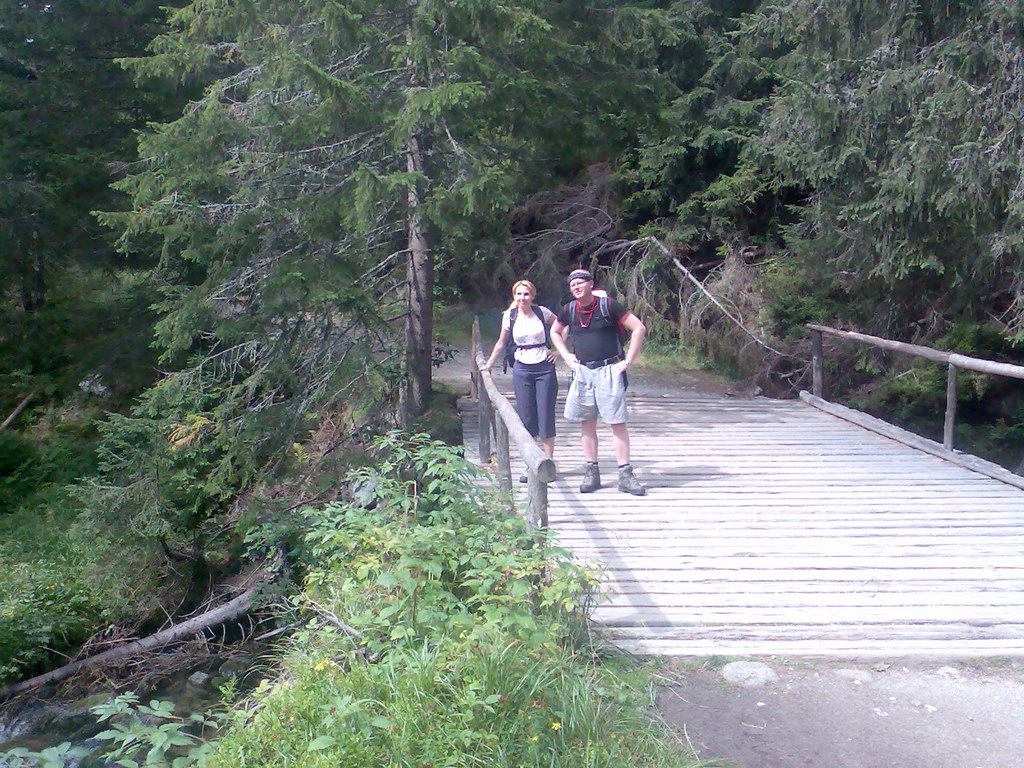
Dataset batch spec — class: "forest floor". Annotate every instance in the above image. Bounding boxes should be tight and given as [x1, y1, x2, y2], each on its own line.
[437, 349, 1024, 768]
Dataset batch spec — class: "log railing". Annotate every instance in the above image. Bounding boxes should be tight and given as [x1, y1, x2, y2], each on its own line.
[805, 323, 1024, 490]
[470, 318, 556, 530]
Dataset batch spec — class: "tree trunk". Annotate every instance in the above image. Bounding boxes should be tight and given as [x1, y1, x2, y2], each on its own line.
[402, 7, 432, 420]
[21, 230, 46, 312]
[404, 134, 432, 419]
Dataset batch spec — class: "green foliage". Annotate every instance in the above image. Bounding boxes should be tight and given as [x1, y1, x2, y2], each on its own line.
[0, 407, 105, 515]
[0, 270, 162, 418]
[0, 693, 228, 768]
[0, 740, 91, 768]
[90, 692, 228, 768]
[2, 433, 690, 768]
[0, 501, 164, 684]
[620, 0, 772, 241]
[745, 1, 1024, 339]
[0, 0, 180, 311]
[202, 639, 686, 768]
[0, 560, 100, 684]
[0, 432, 39, 513]
[197, 432, 689, 768]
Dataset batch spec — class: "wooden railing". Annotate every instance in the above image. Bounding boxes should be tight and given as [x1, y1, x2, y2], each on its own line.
[470, 318, 556, 530]
[805, 322, 1024, 490]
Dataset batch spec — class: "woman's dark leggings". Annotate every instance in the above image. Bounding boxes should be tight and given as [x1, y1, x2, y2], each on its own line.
[511, 360, 558, 439]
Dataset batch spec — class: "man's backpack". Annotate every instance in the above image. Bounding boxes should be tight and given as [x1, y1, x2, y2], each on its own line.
[568, 295, 629, 356]
[503, 307, 552, 372]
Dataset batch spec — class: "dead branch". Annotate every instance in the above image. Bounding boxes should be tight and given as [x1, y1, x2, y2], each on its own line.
[0, 392, 36, 433]
[0, 585, 263, 701]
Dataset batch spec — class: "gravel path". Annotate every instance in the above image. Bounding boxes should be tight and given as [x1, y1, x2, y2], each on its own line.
[658, 657, 1024, 768]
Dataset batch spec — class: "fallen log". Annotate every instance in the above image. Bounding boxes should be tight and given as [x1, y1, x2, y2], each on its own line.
[0, 392, 35, 433]
[0, 585, 260, 701]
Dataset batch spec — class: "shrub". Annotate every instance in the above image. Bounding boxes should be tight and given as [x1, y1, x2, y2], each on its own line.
[0, 502, 164, 684]
[198, 432, 693, 767]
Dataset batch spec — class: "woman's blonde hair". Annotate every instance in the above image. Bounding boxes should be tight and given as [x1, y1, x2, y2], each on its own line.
[508, 280, 537, 310]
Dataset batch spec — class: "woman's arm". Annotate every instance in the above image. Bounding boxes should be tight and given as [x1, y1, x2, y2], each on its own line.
[543, 308, 557, 361]
[480, 326, 511, 372]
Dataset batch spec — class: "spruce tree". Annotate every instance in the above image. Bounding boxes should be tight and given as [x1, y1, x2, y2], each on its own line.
[109, 0, 653, 421]
[739, 1, 1024, 339]
[0, 0, 172, 312]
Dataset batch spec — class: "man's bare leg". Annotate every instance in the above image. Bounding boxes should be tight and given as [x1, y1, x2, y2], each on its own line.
[610, 422, 630, 465]
[581, 419, 599, 462]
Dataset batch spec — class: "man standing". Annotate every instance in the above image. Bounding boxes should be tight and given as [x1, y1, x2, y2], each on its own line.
[551, 269, 647, 495]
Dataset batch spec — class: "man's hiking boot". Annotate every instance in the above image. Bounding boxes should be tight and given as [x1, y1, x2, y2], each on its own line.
[617, 464, 646, 496]
[579, 463, 601, 493]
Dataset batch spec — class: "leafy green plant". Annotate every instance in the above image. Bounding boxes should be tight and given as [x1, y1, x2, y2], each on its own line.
[194, 433, 690, 766]
[90, 692, 227, 768]
[0, 500, 164, 684]
[202, 638, 688, 768]
[297, 431, 595, 655]
[0, 741, 92, 768]
[0, 693, 226, 768]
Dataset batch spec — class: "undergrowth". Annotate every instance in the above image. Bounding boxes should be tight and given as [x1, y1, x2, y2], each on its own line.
[2, 432, 699, 768]
[0, 501, 163, 684]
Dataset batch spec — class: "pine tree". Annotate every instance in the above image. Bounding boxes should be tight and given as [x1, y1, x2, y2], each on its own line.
[109, 0, 653, 421]
[739, 1, 1024, 339]
[0, 0, 172, 312]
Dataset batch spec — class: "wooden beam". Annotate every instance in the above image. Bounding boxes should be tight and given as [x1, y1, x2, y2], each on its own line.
[949, 352, 1024, 380]
[494, 416, 512, 496]
[799, 391, 1024, 491]
[807, 322, 1024, 380]
[811, 328, 824, 398]
[807, 323, 951, 363]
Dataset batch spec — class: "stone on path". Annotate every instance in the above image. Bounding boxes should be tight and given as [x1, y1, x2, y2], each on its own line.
[835, 668, 874, 684]
[721, 661, 779, 688]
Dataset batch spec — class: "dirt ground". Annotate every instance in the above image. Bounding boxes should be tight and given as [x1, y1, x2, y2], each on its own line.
[657, 657, 1024, 768]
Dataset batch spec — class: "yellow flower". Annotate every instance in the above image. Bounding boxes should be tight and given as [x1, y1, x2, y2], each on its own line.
[550, 722, 562, 731]
[529, 735, 539, 742]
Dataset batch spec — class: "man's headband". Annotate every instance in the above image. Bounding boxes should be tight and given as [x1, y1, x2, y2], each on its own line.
[567, 269, 593, 284]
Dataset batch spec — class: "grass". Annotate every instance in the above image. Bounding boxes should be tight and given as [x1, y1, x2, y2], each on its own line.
[0, 500, 165, 684]
[633, 336, 708, 377]
[195, 434, 701, 768]
[204, 639, 691, 768]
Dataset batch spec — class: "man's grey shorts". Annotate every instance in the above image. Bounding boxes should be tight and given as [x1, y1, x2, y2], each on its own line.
[564, 363, 628, 424]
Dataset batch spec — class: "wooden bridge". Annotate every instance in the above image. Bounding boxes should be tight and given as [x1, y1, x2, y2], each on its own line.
[459, 323, 1024, 657]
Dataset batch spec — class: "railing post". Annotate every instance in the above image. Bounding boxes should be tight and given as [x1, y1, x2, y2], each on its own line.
[944, 362, 958, 451]
[811, 328, 824, 398]
[494, 417, 512, 496]
[478, 380, 492, 464]
[527, 472, 548, 531]
[469, 320, 479, 400]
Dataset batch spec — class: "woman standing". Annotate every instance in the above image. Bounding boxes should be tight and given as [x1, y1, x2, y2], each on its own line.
[480, 280, 558, 460]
